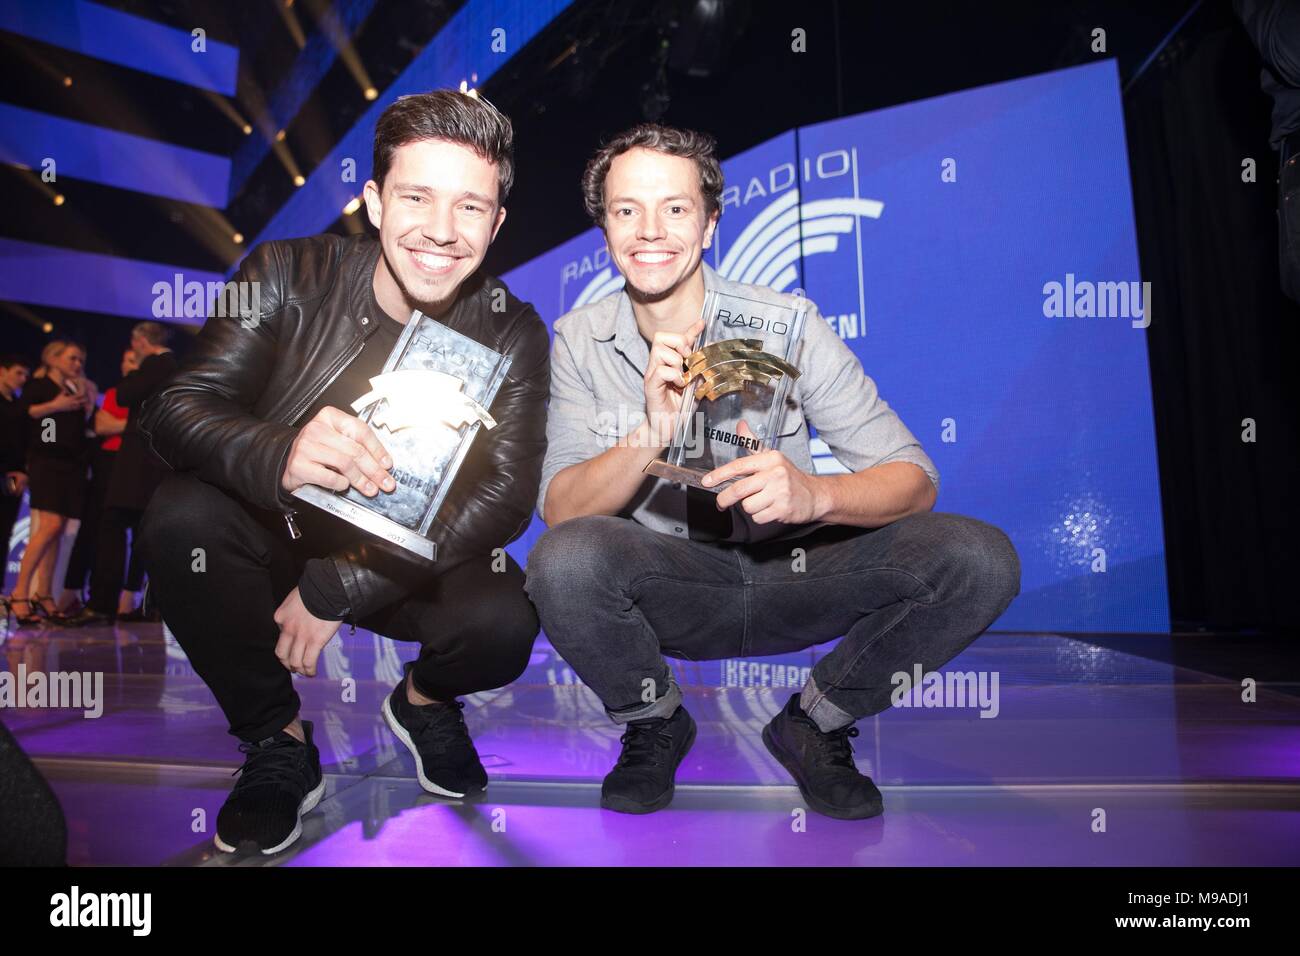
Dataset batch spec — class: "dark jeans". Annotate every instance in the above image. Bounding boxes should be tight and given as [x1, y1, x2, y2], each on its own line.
[138, 472, 539, 742]
[87, 505, 145, 612]
[524, 512, 1021, 731]
[64, 447, 115, 594]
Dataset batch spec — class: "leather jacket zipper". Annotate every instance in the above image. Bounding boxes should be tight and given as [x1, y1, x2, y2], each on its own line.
[279, 332, 368, 540]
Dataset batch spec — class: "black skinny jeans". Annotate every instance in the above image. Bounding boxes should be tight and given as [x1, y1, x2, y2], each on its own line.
[88, 505, 146, 612]
[138, 472, 539, 742]
[64, 446, 114, 595]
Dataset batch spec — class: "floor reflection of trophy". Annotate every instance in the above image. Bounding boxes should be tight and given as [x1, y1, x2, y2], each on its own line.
[644, 289, 807, 492]
[292, 312, 512, 560]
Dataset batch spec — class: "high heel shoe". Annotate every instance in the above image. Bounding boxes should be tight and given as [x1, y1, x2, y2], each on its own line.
[2, 596, 44, 627]
[32, 594, 63, 620]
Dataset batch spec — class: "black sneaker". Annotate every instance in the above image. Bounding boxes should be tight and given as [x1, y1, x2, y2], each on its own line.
[601, 705, 696, 814]
[762, 693, 883, 820]
[382, 674, 487, 798]
[214, 720, 326, 855]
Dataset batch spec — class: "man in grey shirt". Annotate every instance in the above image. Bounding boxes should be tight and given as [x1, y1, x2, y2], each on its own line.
[524, 123, 1020, 820]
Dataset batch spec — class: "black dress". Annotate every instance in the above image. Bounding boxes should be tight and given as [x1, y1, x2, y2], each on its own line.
[22, 377, 91, 519]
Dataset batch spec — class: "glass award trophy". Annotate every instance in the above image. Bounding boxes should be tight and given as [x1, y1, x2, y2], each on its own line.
[291, 312, 512, 560]
[644, 289, 806, 492]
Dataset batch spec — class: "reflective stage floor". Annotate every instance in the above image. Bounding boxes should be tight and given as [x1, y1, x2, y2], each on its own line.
[3, 619, 1298, 866]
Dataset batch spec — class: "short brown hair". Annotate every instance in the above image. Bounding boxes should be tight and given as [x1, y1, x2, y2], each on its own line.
[372, 89, 515, 201]
[582, 123, 724, 227]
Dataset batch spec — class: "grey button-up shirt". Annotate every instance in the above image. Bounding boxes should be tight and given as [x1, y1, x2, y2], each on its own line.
[538, 262, 939, 543]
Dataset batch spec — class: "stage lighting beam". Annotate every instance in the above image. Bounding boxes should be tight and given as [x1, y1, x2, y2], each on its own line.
[305, 0, 380, 102]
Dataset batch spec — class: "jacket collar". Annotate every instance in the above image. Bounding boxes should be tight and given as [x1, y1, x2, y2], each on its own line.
[596, 260, 724, 369]
[346, 236, 386, 334]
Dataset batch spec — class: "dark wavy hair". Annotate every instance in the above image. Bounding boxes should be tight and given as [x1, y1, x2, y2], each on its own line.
[581, 123, 724, 228]
[372, 89, 515, 201]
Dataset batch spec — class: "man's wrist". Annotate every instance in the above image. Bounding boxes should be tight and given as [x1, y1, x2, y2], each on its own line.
[809, 473, 836, 523]
[640, 412, 680, 448]
[628, 418, 667, 449]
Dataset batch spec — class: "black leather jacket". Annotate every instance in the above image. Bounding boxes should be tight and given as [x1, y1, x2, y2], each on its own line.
[138, 233, 550, 623]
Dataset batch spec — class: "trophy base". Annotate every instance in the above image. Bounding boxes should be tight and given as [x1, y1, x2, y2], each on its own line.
[643, 459, 736, 493]
[291, 486, 438, 561]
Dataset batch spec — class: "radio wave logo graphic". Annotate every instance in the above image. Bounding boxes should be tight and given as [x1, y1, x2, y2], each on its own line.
[570, 188, 884, 308]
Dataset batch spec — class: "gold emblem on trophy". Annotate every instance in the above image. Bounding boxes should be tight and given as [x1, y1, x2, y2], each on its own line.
[683, 339, 801, 401]
[644, 290, 808, 491]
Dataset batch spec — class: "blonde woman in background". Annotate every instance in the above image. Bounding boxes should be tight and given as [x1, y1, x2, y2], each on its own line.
[3, 340, 97, 626]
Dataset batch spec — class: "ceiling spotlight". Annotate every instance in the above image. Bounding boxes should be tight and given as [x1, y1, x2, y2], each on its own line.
[293, 175, 305, 187]
[276, 129, 286, 142]
[42, 322, 53, 333]
[342, 196, 362, 216]
[63, 76, 72, 87]
[242, 124, 252, 135]
[364, 87, 377, 101]
[53, 194, 65, 206]
[232, 232, 244, 244]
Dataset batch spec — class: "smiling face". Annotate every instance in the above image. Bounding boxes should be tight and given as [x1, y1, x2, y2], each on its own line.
[602, 147, 718, 303]
[365, 138, 507, 321]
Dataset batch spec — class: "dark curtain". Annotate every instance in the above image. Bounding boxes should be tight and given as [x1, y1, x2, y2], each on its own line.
[1125, 2, 1300, 631]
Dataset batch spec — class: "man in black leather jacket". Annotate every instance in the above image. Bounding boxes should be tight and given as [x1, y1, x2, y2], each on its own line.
[136, 90, 550, 856]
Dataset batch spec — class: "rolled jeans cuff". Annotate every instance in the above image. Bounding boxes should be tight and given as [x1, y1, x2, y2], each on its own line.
[606, 675, 682, 725]
[800, 676, 856, 733]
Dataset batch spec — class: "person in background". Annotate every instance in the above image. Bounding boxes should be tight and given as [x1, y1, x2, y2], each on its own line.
[0, 354, 33, 611]
[66, 322, 176, 627]
[1234, 0, 1300, 303]
[7, 340, 96, 626]
[56, 347, 136, 621]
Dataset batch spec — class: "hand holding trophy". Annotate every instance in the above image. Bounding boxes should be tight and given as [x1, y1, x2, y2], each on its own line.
[644, 290, 807, 492]
[643, 319, 705, 445]
[291, 311, 512, 560]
